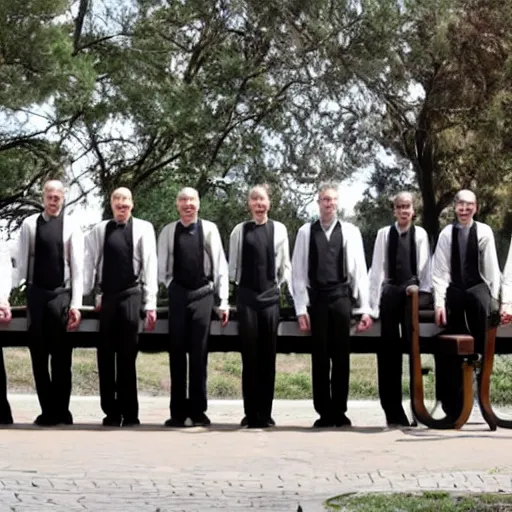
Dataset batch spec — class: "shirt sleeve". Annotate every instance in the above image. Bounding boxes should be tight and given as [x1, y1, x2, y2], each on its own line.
[0, 243, 12, 305]
[432, 228, 451, 310]
[291, 225, 309, 317]
[142, 222, 158, 311]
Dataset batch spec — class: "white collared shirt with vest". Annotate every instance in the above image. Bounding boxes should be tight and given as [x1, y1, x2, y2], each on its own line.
[17, 212, 84, 310]
[291, 219, 371, 317]
[157, 219, 229, 311]
[432, 220, 501, 311]
[84, 217, 158, 311]
[228, 219, 291, 289]
[368, 223, 432, 318]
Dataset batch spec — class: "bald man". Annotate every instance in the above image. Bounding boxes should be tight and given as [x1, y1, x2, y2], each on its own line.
[368, 192, 432, 427]
[158, 187, 229, 428]
[85, 187, 158, 427]
[17, 180, 84, 426]
[432, 189, 501, 418]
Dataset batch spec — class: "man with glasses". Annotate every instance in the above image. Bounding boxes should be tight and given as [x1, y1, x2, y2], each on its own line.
[368, 192, 432, 427]
[292, 183, 373, 428]
[432, 189, 501, 418]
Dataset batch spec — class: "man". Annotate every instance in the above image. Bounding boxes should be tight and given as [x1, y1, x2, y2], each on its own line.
[368, 192, 432, 427]
[158, 187, 229, 428]
[17, 180, 84, 426]
[0, 241, 13, 424]
[291, 183, 373, 428]
[84, 187, 158, 427]
[229, 184, 291, 428]
[432, 189, 501, 417]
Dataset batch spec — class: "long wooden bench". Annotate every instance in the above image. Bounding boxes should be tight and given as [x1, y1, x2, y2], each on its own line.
[1, 301, 512, 431]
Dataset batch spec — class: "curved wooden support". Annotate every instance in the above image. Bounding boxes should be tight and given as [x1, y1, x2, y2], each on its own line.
[406, 285, 474, 429]
[477, 326, 511, 430]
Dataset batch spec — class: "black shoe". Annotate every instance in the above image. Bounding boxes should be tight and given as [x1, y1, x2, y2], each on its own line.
[122, 418, 140, 427]
[191, 413, 211, 427]
[333, 414, 352, 427]
[386, 410, 410, 428]
[56, 411, 73, 425]
[240, 416, 249, 427]
[34, 414, 57, 427]
[164, 417, 185, 428]
[313, 417, 334, 428]
[102, 415, 121, 427]
[0, 413, 13, 425]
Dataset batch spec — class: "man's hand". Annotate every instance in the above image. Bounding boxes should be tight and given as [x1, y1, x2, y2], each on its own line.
[356, 313, 373, 333]
[435, 307, 446, 327]
[218, 309, 229, 328]
[0, 304, 12, 324]
[145, 310, 157, 331]
[500, 304, 512, 325]
[298, 314, 310, 332]
[67, 308, 81, 331]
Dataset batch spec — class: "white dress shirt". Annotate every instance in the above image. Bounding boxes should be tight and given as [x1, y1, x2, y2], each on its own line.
[500, 235, 512, 315]
[368, 223, 432, 318]
[0, 242, 12, 305]
[228, 219, 291, 289]
[84, 217, 158, 311]
[291, 219, 371, 317]
[432, 221, 501, 310]
[157, 219, 229, 311]
[17, 212, 84, 309]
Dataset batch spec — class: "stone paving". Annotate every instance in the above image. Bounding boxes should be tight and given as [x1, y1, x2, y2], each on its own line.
[2, 396, 512, 511]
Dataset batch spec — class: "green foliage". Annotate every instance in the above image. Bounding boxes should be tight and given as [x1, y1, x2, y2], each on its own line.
[325, 492, 512, 511]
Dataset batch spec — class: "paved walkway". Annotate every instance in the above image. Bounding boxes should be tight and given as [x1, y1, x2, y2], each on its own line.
[2, 396, 512, 511]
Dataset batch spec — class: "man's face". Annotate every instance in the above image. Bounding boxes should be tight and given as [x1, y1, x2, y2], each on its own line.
[248, 190, 270, 220]
[43, 188, 64, 217]
[394, 199, 414, 225]
[177, 193, 199, 220]
[455, 194, 477, 225]
[111, 191, 133, 222]
[317, 188, 338, 219]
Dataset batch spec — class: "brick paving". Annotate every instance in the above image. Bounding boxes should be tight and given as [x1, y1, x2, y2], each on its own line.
[1, 396, 512, 511]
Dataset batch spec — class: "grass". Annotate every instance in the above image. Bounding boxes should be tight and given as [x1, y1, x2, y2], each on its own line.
[324, 491, 512, 511]
[4, 348, 512, 403]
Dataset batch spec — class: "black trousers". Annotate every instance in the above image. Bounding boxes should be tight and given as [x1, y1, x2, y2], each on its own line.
[0, 349, 12, 421]
[98, 288, 141, 420]
[237, 292, 279, 424]
[377, 284, 409, 421]
[168, 282, 214, 421]
[435, 282, 491, 416]
[308, 291, 352, 419]
[27, 285, 72, 419]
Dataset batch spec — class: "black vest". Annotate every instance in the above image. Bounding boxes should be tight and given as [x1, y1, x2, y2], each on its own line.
[240, 219, 275, 293]
[451, 222, 482, 289]
[101, 218, 137, 294]
[387, 224, 417, 285]
[308, 220, 346, 290]
[32, 212, 65, 291]
[173, 219, 212, 290]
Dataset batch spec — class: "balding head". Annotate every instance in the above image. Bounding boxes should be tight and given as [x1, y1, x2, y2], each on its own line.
[110, 187, 134, 223]
[248, 184, 270, 224]
[454, 189, 477, 226]
[176, 187, 200, 226]
[42, 179, 65, 217]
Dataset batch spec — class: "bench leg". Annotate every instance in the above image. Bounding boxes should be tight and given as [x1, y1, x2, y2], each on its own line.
[477, 326, 509, 431]
[407, 285, 473, 430]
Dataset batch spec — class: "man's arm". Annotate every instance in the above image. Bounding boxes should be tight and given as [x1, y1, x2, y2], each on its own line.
[291, 225, 309, 318]
[368, 228, 386, 318]
[142, 221, 158, 312]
